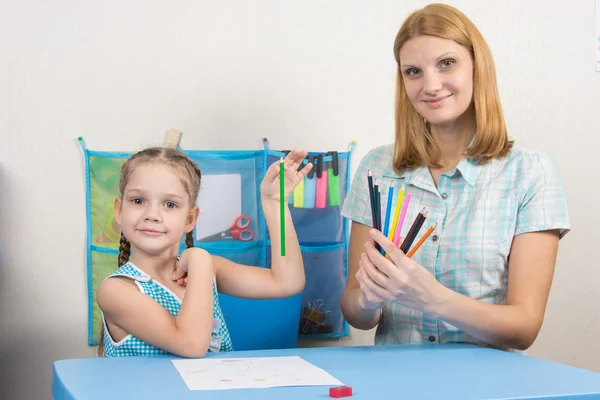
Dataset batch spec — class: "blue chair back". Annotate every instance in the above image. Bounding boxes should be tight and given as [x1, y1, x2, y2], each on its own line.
[217, 293, 301, 351]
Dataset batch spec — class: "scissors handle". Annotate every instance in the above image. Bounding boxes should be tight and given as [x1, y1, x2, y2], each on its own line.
[231, 228, 254, 241]
[234, 214, 251, 229]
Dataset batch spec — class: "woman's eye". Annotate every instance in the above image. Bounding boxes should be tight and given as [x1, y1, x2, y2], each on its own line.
[405, 68, 420, 76]
[131, 198, 143, 205]
[440, 59, 455, 69]
[165, 201, 178, 209]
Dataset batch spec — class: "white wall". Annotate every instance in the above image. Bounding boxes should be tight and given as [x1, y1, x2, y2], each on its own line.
[1, 1, 599, 398]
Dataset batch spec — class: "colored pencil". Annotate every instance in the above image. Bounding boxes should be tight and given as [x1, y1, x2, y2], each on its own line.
[393, 187, 412, 246]
[383, 181, 394, 238]
[388, 183, 404, 242]
[280, 158, 286, 256]
[367, 170, 382, 252]
[374, 179, 381, 231]
[399, 208, 425, 253]
[407, 223, 438, 258]
[400, 210, 427, 253]
[374, 180, 385, 255]
[367, 170, 376, 229]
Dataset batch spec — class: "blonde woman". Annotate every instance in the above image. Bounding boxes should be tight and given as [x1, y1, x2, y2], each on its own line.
[340, 3, 570, 351]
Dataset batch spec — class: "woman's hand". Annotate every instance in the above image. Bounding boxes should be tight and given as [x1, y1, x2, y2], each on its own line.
[356, 229, 449, 313]
[260, 149, 312, 203]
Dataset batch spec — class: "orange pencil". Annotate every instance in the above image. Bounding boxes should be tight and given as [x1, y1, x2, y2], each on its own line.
[406, 223, 438, 258]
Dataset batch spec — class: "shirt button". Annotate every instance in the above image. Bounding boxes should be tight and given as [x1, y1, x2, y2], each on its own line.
[428, 335, 436, 342]
[432, 235, 439, 242]
[441, 193, 448, 199]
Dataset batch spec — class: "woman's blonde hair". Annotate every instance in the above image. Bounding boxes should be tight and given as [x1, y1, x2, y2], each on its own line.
[392, 3, 513, 171]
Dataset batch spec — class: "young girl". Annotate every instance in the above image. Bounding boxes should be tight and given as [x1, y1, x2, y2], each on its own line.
[96, 146, 312, 357]
[341, 3, 570, 352]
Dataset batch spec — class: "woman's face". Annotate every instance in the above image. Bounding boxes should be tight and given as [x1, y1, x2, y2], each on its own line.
[399, 35, 474, 128]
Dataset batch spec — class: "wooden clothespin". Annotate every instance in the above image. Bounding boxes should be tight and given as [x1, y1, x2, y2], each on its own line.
[163, 129, 182, 149]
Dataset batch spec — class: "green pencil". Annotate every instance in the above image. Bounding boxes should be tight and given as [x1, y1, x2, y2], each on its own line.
[280, 158, 286, 256]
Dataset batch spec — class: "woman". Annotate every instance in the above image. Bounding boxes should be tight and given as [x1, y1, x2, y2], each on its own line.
[340, 3, 570, 351]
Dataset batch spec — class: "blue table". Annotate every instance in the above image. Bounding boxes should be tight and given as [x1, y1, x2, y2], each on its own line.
[53, 344, 600, 399]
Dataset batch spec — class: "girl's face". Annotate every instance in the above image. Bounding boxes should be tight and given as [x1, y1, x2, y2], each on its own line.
[115, 162, 198, 257]
[399, 35, 474, 128]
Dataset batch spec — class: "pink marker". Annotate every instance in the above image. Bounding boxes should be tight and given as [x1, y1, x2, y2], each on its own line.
[316, 171, 328, 208]
[393, 188, 412, 246]
[315, 153, 328, 208]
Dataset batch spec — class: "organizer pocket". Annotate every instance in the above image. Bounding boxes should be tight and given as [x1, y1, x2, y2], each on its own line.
[88, 155, 127, 250]
[187, 151, 264, 243]
[266, 151, 350, 243]
[267, 243, 347, 337]
[89, 247, 120, 343]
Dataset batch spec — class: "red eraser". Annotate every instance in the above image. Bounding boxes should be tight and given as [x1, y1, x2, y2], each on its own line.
[329, 386, 352, 398]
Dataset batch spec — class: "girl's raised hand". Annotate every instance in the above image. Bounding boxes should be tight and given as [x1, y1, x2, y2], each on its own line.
[260, 149, 313, 202]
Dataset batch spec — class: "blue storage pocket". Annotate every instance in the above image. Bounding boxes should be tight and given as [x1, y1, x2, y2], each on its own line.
[265, 152, 349, 243]
[88, 247, 120, 342]
[298, 243, 347, 337]
[186, 151, 264, 243]
[265, 243, 347, 337]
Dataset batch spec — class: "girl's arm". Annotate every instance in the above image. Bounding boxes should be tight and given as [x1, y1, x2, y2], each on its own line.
[97, 248, 214, 357]
[214, 200, 304, 298]
[214, 149, 311, 299]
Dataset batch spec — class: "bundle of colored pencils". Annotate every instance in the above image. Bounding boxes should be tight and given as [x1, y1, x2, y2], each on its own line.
[367, 170, 437, 258]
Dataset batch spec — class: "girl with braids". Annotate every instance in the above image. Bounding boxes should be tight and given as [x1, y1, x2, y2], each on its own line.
[96, 147, 312, 357]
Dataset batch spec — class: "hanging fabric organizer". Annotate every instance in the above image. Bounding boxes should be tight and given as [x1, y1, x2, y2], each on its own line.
[80, 137, 356, 345]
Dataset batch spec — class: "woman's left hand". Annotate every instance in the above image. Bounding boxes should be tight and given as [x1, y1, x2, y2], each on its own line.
[357, 229, 449, 314]
[260, 149, 313, 203]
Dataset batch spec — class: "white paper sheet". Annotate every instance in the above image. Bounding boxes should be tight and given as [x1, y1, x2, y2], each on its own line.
[172, 356, 343, 391]
[195, 174, 242, 240]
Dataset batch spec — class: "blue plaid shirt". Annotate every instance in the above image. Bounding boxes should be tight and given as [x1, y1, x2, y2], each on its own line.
[341, 144, 570, 350]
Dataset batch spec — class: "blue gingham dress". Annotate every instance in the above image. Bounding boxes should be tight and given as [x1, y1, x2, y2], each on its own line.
[341, 144, 570, 351]
[102, 262, 234, 356]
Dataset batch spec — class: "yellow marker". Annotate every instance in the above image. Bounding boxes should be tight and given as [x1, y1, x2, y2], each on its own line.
[293, 177, 305, 208]
[388, 183, 405, 242]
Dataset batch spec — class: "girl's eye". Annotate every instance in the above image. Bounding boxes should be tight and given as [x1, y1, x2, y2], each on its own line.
[131, 198, 143, 205]
[440, 59, 455, 69]
[165, 201, 178, 209]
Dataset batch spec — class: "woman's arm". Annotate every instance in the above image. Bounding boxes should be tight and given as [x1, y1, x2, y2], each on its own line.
[213, 149, 311, 299]
[434, 230, 559, 350]
[365, 229, 560, 350]
[97, 248, 215, 357]
[340, 221, 383, 330]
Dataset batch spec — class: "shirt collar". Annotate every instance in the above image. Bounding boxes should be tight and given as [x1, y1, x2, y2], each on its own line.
[386, 156, 481, 189]
[455, 156, 481, 187]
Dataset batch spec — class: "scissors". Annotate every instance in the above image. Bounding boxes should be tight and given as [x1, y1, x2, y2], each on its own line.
[199, 215, 255, 242]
